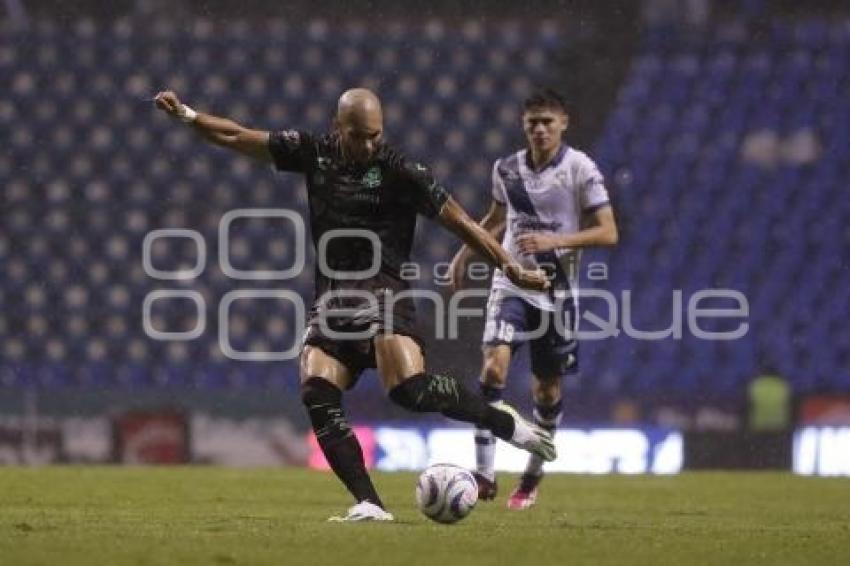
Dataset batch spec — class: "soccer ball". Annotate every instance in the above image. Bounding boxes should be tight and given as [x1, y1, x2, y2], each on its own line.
[415, 463, 478, 524]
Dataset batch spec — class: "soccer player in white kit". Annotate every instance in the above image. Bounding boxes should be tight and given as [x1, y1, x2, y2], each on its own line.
[449, 90, 618, 509]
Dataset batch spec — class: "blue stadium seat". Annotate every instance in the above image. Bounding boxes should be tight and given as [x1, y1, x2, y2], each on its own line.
[2, 14, 846, 407]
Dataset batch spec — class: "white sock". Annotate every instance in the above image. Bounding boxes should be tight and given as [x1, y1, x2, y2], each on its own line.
[474, 426, 496, 481]
[475, 384, 503, 481]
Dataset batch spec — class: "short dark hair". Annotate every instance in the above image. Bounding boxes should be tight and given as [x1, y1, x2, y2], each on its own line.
[523, 89, 568, 115]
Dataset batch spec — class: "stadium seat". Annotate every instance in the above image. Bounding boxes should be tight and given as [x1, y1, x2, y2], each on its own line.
[1, 15, 846, 409]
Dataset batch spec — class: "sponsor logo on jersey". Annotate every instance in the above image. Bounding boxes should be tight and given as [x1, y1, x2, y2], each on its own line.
[513, 215, 562, 232]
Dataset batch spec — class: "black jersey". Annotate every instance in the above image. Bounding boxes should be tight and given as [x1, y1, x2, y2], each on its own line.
[268, 130, 450, 297]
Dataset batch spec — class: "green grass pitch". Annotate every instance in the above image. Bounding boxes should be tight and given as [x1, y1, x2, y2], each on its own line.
[1, 468, 848, 565]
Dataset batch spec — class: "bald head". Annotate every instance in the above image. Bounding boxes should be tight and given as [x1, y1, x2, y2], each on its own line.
[337, 88, 383, 124]
[336, 88, 384, 163]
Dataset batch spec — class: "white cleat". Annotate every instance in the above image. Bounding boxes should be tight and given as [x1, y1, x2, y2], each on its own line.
[496, 402, 557, 462]
[327, 501, 395, 522]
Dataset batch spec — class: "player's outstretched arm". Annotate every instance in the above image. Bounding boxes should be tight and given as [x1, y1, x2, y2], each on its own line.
[439, 197, 548, 292]
[154, 90, 272, 163]
[447, 200, 506, 291]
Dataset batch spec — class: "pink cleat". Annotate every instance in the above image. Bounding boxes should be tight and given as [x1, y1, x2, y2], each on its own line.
[506, 474, 541, 510]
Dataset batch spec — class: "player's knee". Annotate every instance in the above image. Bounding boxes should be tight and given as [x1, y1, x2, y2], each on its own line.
[301, 376, 341, 407]
[388, 373, 430, 412]
[481, 358, 508, 388]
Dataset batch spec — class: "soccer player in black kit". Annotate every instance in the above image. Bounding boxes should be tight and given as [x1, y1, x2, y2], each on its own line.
[154, 88, 556, 521]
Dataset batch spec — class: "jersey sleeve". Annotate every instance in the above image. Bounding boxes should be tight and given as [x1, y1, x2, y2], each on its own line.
[267, 129, 315, 173]
[491, 160, 507, 204]
[578, 155, 610, 212]
[398, 159, 451, 219]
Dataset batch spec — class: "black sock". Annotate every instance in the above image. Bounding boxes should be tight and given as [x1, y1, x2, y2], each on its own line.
[388, 373, 515, 441]
[301, 377, 384, 509]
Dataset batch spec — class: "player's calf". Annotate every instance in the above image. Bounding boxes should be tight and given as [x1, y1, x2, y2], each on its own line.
[388, 373, 515, 438]
[302, 377, 385, 509]
[388, 373, 556, 462]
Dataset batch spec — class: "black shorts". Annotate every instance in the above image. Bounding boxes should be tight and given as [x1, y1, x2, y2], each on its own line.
[301, 273, 423, 385]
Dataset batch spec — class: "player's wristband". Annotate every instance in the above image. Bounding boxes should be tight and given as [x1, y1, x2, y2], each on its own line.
[177, 104, 198, 123]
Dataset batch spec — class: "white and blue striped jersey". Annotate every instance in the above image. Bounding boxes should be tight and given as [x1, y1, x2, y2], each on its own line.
[490, 145, 610, 311]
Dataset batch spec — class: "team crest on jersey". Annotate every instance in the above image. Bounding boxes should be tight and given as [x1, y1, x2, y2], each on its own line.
[362, 166, 382, 189]
[500, 167, 520, 182]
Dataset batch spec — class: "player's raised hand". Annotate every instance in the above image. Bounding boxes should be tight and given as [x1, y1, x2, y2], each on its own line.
[504, 263, 550, 292]
[153, 91, 182, 115]
[153, 90, 198, 124]
[515, 232, 560, 255]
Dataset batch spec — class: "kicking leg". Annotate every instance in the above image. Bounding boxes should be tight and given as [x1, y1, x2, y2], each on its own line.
[375, 335, 556, 462]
